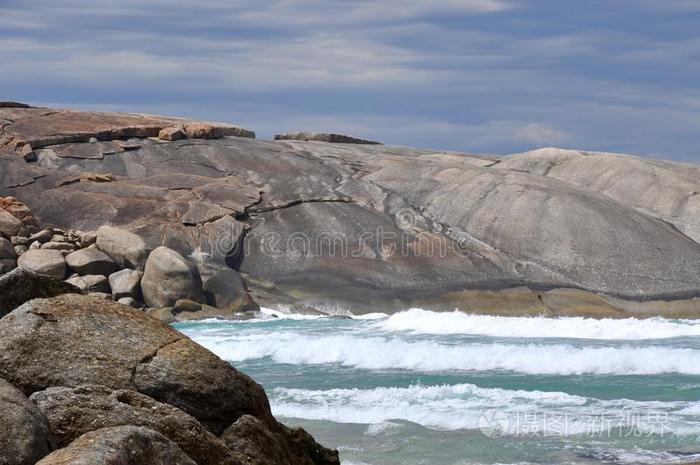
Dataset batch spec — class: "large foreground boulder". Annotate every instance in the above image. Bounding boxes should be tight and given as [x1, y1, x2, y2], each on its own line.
[35, 426, 196, 465]
[31, 385, 243, 465]
[0, 294, 339, 465]
[0, 267, 78, 318]
[0, 294, 273, 434]
[0, 378, 53, 465]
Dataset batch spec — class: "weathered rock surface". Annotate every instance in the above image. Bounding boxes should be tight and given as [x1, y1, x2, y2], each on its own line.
[109, 268, 142, 300]
[0, 378, 53, 465]
[0, 237, 16, 259]
[17, 249, 67, 279]
[96, 226, 150, 269]
[2, 104, 699, 316]
[141, 246, 204, 308]
[65, 274, 111, 293]
[0, 268, 78, 317]
[0, 294, 339, 465]
[65, 247, 119, 276]
[31, 385, 242, 465]
[35, 426, 196, 465]
[0, 294, 274, 433]
[499, 147, 700, 243]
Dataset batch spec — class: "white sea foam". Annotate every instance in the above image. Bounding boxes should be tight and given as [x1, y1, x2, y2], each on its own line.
[269, 383, 699, 435]
[378, 309, 700, 340]
[192, 331, 700, 375]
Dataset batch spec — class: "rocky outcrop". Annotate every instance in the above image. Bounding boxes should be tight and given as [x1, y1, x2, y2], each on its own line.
[1, 104, 699, 316]
[0, 294, 339, 465]
[0, 378, 53, 465]
[35, 426, 196, 465]
[275, 132, 381, 145]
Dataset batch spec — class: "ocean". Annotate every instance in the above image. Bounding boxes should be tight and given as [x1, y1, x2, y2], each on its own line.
[176, 309, 700, 465]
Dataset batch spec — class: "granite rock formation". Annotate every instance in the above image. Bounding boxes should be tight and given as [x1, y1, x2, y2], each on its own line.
[1, 103, 699, 316]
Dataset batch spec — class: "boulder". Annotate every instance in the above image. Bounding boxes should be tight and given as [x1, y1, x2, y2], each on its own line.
[221, 415, 289, 465]
[109, 269, 142, 300]
[0, 258, 17, 274]
[31, 385, 242, 465]
[117, 297, 142, 308]
[41, 242, 76, 252]
[141, 246, 204, 308]
[203, 268, 260, 313]
[221, 414, 340, 465]
[17, 249, 67, 279]
[14, 244, 27, 256]
[0, 197, 38, 228]
[28, 229, 53, 244]
[78, 230, 97, 246]
[0, 268, 78, 317]
[65, 274, 111, 294]
[0, 208, 23, 239]
[19, 144, 36, 162]
[35, 426, 196, 465]
[96, 226, 150, 269]
[0, 237, 16, 259]
[183, 123, 223, 140]
[158, 126, 186, 141]
[0, 294, 275, 435]
[66, 247, 119, 276]
[0, 378, 53, 465]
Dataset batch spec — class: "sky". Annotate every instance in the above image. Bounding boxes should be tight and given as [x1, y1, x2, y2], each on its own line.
[1, 0, 699, 162]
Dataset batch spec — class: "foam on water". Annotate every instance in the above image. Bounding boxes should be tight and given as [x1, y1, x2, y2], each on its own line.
[270, 383, 700, 435]
[192, 331, 700, 376]
[378, 309, 700, 340]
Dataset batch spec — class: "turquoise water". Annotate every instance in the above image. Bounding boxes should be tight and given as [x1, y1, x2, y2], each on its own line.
[175, 309, 700, 465]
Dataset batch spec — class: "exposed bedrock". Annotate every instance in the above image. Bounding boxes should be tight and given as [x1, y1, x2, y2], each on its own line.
[1, 104, 699, 316]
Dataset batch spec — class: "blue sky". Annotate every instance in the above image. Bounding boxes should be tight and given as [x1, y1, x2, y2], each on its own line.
[1, 0, 699, 162]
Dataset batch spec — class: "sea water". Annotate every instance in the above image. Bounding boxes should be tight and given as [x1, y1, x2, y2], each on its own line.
[176, 309, 700, 465]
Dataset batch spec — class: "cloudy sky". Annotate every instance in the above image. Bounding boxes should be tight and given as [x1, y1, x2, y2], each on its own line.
[1, 0, 699, 161]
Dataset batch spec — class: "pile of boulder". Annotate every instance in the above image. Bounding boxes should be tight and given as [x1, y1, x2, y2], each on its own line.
[0, 197, 259, 321]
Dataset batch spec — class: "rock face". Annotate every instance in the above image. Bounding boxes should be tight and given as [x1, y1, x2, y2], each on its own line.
[35, 426, 196, 465]
[17, 249, 67, 279]
[141, 246, 204, 308]
[0, 294, 339, 465]
[0, 378, 53, 465]
[0, 268, 78, 317]
[2, 104, 699, 316]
